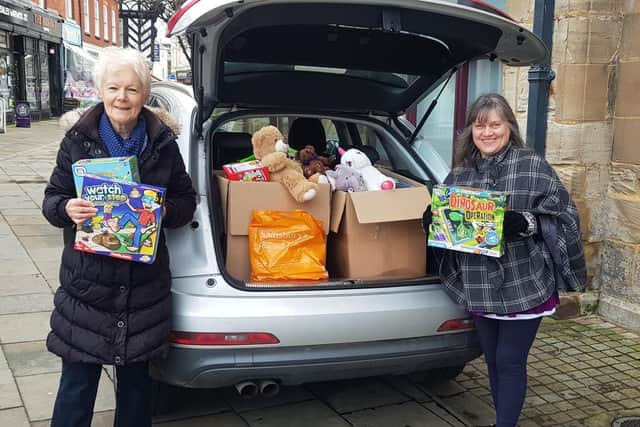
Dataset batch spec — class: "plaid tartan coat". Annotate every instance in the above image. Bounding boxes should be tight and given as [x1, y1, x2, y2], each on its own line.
[439, 144, 586, 314]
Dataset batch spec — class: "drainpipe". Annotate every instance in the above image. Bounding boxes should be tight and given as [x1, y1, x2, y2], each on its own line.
[526, 0, 556, 156]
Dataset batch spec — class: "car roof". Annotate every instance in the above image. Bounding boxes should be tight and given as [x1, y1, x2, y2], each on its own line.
[168, 0, 548, 122]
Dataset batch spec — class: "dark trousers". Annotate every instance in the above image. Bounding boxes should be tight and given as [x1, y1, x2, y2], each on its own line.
[51, 360, 152, 427]
[472, 315, 542, 427]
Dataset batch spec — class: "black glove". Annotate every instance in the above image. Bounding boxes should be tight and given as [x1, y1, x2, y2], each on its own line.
[421, 205, 432, 234]
[503, 211, 529, 239]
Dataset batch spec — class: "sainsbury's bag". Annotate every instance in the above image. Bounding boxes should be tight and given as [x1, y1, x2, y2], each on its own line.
[249, 210, 328, 282]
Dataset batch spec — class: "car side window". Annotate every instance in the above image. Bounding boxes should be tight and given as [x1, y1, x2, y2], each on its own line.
[356, 124, 391, 168]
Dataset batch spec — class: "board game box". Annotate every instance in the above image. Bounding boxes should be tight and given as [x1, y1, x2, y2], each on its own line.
[74, 174, 166, 263]
[427, 185, 507, 258]
[72, 156, 140, 197]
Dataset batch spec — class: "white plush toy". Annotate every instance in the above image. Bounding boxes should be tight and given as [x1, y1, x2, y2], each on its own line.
[338, 148, 395, 191]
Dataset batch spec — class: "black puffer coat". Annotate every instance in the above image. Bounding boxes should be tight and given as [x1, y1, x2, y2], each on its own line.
[42, 103, 196, 366]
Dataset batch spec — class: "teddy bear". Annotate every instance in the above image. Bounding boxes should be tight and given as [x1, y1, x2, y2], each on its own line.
[251, 126, 318, 202]
[295, 145, 334, 182]
[325, 165, 367, 193]
[339, 148, 395, 191]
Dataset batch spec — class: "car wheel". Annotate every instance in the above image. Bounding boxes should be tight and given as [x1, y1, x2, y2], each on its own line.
[151, 380, 176, 417]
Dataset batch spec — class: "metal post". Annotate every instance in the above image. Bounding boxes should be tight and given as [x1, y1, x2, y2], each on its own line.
[526, 0, 556, 156]
[0, 98, 5, 134]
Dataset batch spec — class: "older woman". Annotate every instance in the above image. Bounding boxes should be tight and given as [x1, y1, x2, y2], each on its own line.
[42, 47, 196, 427]
[422, 94, 585, 427]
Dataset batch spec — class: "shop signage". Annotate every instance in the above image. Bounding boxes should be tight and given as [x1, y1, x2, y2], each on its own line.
[31, 10, 62, 38]
[152, 42, 160, 62]
[62, 22, 82, 46]
[0, 2, 29, 25]
[15, 101, 30, 128]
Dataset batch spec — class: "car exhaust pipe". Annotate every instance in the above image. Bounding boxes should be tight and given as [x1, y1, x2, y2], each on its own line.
[258, 379, 280, 397]
[234, 380, 258, 399]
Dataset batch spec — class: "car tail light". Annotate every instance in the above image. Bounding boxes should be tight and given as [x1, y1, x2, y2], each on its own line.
[437, 318, 475, 332]
[170, 331, 280, 346]
[166, 0, 200, 36]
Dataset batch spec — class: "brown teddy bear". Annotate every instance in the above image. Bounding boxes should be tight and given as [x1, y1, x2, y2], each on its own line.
[295, 144, 334, 182]
[252, 126, 318, 202]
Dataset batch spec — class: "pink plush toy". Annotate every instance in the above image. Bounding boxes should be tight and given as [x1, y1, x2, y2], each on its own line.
[338, 147, 395, 191]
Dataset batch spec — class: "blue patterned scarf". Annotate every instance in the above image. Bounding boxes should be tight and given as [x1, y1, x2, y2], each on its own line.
[98, 112, 147, 162]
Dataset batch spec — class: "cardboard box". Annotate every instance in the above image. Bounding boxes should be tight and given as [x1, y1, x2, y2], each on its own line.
[428, 185, 507, 258]
[74, 174, 165, 264]
[72, 156, 140, 197]
[327, 171, 431, 279]
[217, 174, 331, 281]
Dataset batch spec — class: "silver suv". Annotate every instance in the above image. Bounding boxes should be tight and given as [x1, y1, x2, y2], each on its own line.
[148, 0, 547, 400]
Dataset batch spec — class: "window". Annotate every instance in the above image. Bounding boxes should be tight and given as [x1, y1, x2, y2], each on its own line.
[94, 0, 100, 37]
[111, 10, 116, 43]
[66, 0, 73, 19]
[83, 0, 90, 33]
[103, 5, 109, 41]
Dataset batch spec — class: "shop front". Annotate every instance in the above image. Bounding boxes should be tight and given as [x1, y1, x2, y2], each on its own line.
[0, 0, 62, 123]
[62, 21, 99, 109]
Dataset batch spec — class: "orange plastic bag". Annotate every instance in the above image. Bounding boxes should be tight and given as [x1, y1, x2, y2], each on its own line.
[249, 209, 328, 282]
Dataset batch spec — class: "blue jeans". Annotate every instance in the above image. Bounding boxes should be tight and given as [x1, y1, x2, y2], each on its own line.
[51, 360, 152, 427]
[472, 315, 542, 427]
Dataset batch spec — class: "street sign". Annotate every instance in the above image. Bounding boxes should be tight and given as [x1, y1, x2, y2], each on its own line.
[15, 101, 30, 128]
[152, 43, 160, 62]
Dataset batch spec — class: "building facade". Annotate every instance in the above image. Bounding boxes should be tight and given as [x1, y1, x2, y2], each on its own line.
[0, 0, 63, 122]
[503, 0, 640, 328]
[36, 0, 121, 108]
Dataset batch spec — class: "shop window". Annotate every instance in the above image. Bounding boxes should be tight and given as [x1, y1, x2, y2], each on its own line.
[66, 0, 73, 19]
[84, 0, 90, 33]
[111, 10, 117, 43]
[103, 5, 109, 41]
[94, 0, 100, 38]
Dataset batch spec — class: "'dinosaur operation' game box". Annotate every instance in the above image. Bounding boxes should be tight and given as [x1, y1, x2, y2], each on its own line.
[427, 185, 507, 257]
[74, 174, 166, 263]
[72, 156, 140, 196]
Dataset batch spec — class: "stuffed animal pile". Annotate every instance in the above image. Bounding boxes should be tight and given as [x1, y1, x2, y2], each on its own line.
[338, 148, 395, 191]
[251, 126, 319, 202]
[247, 125, 396, 201]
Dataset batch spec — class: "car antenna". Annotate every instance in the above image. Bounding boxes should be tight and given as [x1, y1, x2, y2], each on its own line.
[407, 68, 456, 146]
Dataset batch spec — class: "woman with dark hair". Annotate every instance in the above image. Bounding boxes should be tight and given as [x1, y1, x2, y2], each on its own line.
[422, 94, 586, 427]
[43, 47, 196, 427]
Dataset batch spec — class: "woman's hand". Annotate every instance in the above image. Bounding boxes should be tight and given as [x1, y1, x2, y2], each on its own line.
[421, 205, 432, 234]
[65, 198, 98, 224]
[503, 210, 529, 239]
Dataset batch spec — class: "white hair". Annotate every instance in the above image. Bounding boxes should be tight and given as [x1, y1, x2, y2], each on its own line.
[94, 47, 152, 96]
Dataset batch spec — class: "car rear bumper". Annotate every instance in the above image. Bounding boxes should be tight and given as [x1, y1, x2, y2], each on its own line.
[150, 331, 481, 388]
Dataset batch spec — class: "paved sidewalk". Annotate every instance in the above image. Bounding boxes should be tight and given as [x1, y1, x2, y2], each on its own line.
[0, 121, 639, 426]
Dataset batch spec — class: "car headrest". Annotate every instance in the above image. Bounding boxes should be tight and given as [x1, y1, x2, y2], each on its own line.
[212, 131, 254, 169]
[288, 118, 327, 154]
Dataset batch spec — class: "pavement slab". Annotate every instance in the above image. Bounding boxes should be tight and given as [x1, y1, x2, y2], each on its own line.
[16, 370, 115, 422]
[0, 293, 53, 315]
[0, 311, 51, 343]
[241, 400, 351, 427]
[306, 377, 409, 414]
[0, 274, 51, 297]
[344, 401, 453, 427]
[3, 341, 60, 377]
[0, 366, 21, 410]
[154, 412, 250, 426]
[0, 407, 30, 427]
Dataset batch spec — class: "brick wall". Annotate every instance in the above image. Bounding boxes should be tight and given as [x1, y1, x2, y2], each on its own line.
[504, 0, 640, 327]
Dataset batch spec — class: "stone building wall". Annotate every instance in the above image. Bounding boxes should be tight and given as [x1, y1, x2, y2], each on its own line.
[504, 0, 640, 328]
